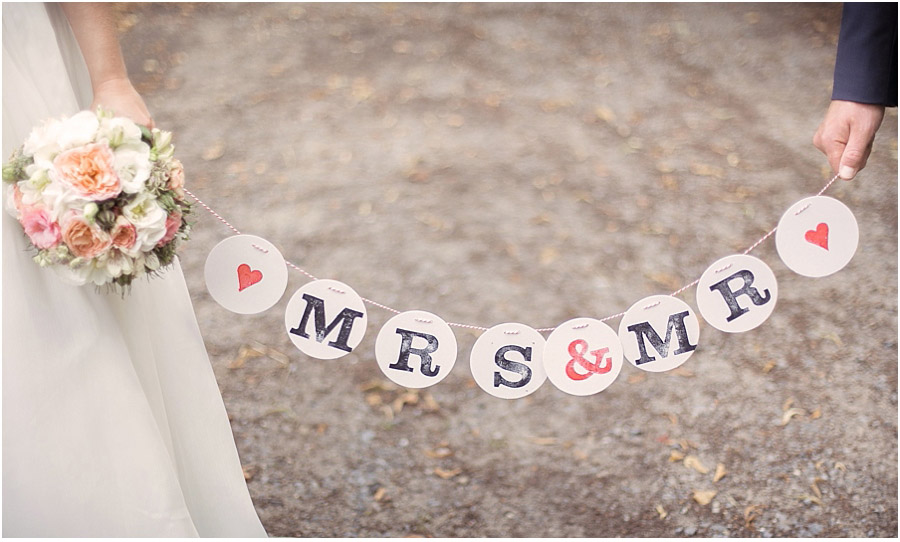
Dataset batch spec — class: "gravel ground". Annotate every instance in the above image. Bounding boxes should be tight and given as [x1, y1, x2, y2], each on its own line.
[120, 3, 897, 537]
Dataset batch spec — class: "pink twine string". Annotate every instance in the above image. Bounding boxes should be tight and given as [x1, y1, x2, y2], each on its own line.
[186, 174, 842, 333]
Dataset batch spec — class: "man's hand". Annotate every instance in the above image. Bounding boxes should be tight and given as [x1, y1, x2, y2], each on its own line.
[813, 100, 885, 180]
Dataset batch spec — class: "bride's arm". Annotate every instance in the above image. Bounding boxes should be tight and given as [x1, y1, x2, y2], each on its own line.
[61, 2, 154, 127]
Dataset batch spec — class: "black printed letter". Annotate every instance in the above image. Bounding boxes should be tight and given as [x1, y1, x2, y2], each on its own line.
[493, 345, 533, 389]
[626, 311, 697, 365]
[708, 269, 772, 322]
[289, 294, 364, 352]
[389, 328, 441, 377]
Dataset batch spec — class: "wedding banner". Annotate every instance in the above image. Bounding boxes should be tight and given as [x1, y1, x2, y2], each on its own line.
[195, 178, 858, 399]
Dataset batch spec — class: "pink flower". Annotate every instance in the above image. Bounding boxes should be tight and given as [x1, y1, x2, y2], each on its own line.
[21, 206, 61, 249]
[157, 209, 182, 247]
[62, 215, 111, 259]
[53, 142, 122, 201]
[110, 216, 137, 250]
[167, 160, 186, 199]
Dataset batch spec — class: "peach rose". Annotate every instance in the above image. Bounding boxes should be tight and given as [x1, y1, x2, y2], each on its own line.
[53, 142, 122, 201]
[62, 216, 111, 259]
[157, 209, 182, 247]
[110, 216, 137, 250]
[21, 206, 61, 249]
[167, 160, 185, 199]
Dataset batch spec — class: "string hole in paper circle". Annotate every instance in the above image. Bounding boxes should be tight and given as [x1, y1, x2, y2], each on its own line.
[696, 254, 778, 333]
[544, 317, 623, 396]
[284, 279, 367, 360]
[204, 234, 288, 314]
[375, 311, 458, 389]
[618, 295, 700, 373]
[469, 323, 547, 400]
[775, 196, 859, 278]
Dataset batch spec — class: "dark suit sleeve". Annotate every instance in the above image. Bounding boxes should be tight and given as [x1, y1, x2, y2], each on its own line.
[831, 2, 898, 107]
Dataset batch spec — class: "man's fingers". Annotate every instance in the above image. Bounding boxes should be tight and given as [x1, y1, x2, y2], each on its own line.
[838, 128, 872, 180]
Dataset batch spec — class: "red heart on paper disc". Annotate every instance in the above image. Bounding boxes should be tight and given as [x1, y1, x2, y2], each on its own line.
[237, 263, 263, 291]
[804, 222, 829, 250]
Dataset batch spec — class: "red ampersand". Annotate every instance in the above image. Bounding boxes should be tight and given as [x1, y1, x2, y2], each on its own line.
[565, 339, 612, 381]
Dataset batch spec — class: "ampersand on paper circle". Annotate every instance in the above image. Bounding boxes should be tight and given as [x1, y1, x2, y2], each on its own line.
[564, 339, 613, 381]
[544, 318, 623, 397]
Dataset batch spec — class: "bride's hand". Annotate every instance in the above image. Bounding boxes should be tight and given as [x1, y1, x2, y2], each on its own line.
[90, 77, 155, 129]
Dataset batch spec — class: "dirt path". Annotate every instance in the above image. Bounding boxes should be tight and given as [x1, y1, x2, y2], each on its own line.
[120, 3, 897, 536]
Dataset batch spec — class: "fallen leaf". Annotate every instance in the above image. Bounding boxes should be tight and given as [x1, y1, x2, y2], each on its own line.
[539, 246, 560, 266]
[671, 367, 695, 378]
[242, 464, 258, 481]
[266, 348, 290, 366]
[797, 494, 823, 506]
[689, 162, 724, 178]
[810, 408, 822, 420]
[374, 487, 388, 502]
[822, 332, 843, 347]
[434, 468, 462, 479]
[627, 373, 647, 384]
[422, 392, 440, 412]
[781, 407, 805, 426]
[669, 450, 685, 462]
[392, 391, 420, 414]
[810, 478, 824, 499]
[229, 345, 265, 369]
[315, 423, 328, 434]
[762, 360, 777, 373]
[446, 114, 465, 127]
[835, 462, 846, 473]
[684, 455, 710, 474]
[656, 504, 667, 519]
[365, 393, 383, 406]
[692, 490, 717, 505]
[201, 141, 226, 161]
[646, 271, 682, 290]
[529, 437, 558, 446]
[359, 379, 398, 392]
[714, 463, 727, 482]
[424, 447, 453, 459]
[744, 504, 762, 528]
[594, 105, 617, 124]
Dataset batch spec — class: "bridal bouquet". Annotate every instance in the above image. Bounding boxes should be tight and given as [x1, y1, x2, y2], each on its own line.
[3, 108, 192, 289]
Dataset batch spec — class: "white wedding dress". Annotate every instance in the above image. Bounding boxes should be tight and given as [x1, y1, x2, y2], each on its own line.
[2, 4, 266, 537]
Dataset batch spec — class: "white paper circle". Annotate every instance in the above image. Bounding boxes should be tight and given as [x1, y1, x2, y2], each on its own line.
[544, 317, 623, 396]
[374, 310, 457, 388]
[775, 196, 859, 278]
[284, 279, 367, 359]
[469, 323, 547, 399]
[618, 295, 700, 372]
[204, 234, 288, 314]
[696, 254, 778, 333]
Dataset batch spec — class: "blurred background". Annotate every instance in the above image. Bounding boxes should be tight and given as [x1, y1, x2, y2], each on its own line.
[118, 3, 896, 536]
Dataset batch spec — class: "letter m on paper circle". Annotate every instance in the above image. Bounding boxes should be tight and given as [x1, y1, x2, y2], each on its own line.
[626, 311, 697, 366]
[289, 293, 365, 353]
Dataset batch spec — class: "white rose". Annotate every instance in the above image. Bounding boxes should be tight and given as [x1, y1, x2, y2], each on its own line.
[56, 111, 100, 150]
[114, 141, 152, 194]
[97, 116, 143, 148]
[23, 117, 64, 170]
[122, 192, 167, 250]
[39, 181, 84, 223]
